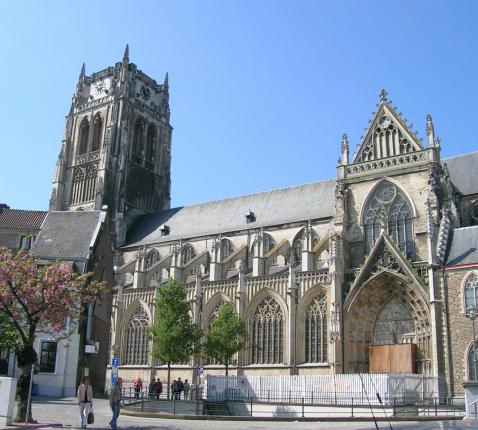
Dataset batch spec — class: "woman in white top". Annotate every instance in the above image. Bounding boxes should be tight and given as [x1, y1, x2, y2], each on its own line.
[76, 376, 93, 429]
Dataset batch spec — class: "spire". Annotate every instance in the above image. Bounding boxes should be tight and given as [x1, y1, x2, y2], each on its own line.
[340, 133, 349, 165]
[79, 62, 86, 79]
[123, 44, 129, 63]
[164, 72, 169, 87]
[426, 114, 435, 147]
[379, 89, 388, 103]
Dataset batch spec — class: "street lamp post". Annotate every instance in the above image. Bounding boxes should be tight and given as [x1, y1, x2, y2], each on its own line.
[468, 307, 478, 381]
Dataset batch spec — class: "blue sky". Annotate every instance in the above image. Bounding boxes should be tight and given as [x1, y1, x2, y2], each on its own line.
[1, 0, 477, 210]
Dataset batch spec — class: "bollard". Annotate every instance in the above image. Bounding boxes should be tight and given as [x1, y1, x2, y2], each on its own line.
[250, 396, 253, 416]
[173, 398, 176, 414]
[301, 397, 305, 418]
[141, 392, 144, 412]
[268, 390, 270, 403]
[434, 398, 438, 416]
[351, 397, 354, 417]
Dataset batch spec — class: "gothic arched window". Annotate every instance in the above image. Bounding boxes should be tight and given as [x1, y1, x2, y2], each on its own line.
[182, 243, 195, 265]
[363, 181, 414, 258]
[251, 296, 284, 364]
[292, 228, 319, 264]
[145, 124, 156, 164]
[145, 249, 160, 269]
[251, 233, 275, 256]
[133, 119, 144, 161]
[468, 341, 478, 381]
[221, 239, 234, 261]
[91, 114, 103, 152]
[124, 306, 150, 365]
[465, 272, 478, 314]
[206, 301, 224, 365]
[78, 118, 90, 155]
[305, 292, 328, 363]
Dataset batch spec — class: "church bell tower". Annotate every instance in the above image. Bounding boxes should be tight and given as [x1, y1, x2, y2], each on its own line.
[49, 45, 172, 246]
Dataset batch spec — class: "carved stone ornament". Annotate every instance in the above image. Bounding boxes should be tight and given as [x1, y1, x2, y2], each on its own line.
[335, 183, 347, 213]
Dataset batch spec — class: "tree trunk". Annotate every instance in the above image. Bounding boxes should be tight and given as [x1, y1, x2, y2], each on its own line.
[225, 361, 229, 376]
[167, 362, 171, 399]
[14, 345, 37, 423]
[15, 367, 33, 423]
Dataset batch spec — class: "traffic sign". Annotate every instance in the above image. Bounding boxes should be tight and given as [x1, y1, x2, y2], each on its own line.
[111, 374, 117, 385]
[112, 358, 119, 367]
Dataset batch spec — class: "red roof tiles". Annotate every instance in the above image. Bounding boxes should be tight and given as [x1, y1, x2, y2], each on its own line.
[0, 209, 47, 230]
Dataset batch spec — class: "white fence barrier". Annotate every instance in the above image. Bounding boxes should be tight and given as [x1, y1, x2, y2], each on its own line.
[206, 374, 440, 406]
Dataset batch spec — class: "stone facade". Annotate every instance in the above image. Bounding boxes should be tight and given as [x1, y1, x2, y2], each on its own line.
[48, 52, 478, 397]
[49, 45, 172, 247]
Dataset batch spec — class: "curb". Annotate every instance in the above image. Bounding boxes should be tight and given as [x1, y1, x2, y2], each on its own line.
[121, 409, 464, 422]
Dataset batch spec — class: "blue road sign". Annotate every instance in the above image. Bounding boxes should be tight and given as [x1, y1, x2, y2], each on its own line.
[112, 358, 119, 367]
[111, 374, 118, 385]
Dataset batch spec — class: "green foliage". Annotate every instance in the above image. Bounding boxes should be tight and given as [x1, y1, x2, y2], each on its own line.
[150, 279, 201, 365]
[204, 302, 247, 374]
[0, 310, 18, 350]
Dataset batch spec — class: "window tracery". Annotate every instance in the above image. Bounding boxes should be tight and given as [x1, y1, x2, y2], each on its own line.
[124, 306, 150, 365]
[78, 118, 89, 155]
[251, 296, 284, 364]
[465, 272, 478, 314]
[145, 249, 160, 269]
[304, 293, 327, 363]
[132, 119, 145, 163]
[145, 124, 156, 170]
[182, 243, 195, 265]
[363, 181, 414, 258]
[292, 228, 319, 263]
[358, 115, 416, 162]
[91, 113, 103, 152]
[468, 341, 478, 381]
[221, 239, 234, 261]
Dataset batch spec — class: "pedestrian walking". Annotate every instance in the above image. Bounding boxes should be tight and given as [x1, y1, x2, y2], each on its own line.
[76, 376, 93, 429]
[148, 378, 156, 399]
[155, 378, 163, 399]
[183, 379, 190, 400]
[109, 377, 123, 429]
[133, 377, 142, 399]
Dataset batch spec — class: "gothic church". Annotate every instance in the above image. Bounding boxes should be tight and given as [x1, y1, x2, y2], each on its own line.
[51, 47, 478, 397]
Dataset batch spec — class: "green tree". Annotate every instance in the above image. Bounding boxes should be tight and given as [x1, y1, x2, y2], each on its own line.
[204, 302, 247, 376]
[0, 310, 18, 351]
[151, 280, 201, 398]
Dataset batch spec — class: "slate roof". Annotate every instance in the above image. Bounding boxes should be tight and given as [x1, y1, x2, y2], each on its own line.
[0, 209, 47, 230]
[125, 180, 336, 247]
[124, 151, 478, 249]
[445, 226, 478, 266]
[443, 151, 478, 196]
[32, 211, 104, 261]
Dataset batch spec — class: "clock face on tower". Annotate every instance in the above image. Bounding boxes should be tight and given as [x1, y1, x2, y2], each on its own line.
[95, 80, 106, 94]
[141, 85, 151, 100]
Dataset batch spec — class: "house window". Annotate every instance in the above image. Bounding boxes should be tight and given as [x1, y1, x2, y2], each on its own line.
[465, 272, 478, 314]
[39, 341, 57, 373]
[251, 296, 284, 364]
[304, 292, 328, 363]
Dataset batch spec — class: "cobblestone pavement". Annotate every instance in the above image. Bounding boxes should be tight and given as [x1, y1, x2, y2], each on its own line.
[0, 397, 476, 430]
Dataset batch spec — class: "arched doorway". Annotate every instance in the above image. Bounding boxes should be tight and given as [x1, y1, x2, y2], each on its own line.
[344, 271, 431, 375]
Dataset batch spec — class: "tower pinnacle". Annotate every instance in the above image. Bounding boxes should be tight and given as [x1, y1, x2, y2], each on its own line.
[123, 44, 129, 63]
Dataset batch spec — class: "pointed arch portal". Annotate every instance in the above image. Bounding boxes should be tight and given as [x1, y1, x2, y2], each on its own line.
[345, 271, 431, 375]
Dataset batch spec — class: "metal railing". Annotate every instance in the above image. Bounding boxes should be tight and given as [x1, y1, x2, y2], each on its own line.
[121, 386, 204, 415]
